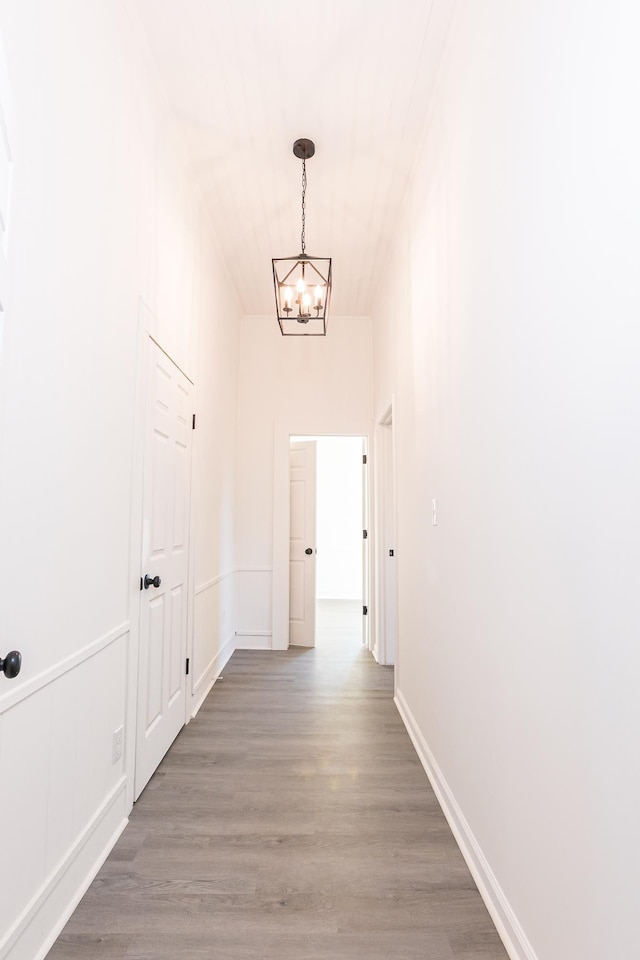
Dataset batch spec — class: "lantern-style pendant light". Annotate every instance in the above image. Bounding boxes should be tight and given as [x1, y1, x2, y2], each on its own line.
[272, 139, 332, 336]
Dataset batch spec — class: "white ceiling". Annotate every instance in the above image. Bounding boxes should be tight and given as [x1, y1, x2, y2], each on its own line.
[131, 0, 452, 317]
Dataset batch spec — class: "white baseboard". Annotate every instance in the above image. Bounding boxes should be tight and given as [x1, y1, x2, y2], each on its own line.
[190, 632, 235, 718]
[394, 690, 538, 960]
[2, 778, 128, 960]
[234, 631, 272, 650]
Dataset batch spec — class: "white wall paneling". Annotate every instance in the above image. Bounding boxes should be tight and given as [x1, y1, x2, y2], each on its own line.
[191, 571, 235, 715]
[235, 568, 273, 650]
[0, 628, 129, 960]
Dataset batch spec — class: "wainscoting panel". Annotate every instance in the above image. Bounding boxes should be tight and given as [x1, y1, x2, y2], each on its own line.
[191, 572, 235, 716]
[0, 626, 129, 960]
[235, 568, 272, 650]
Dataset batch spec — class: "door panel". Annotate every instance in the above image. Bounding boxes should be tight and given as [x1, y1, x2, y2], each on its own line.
[289, 441, 317, 647]
[146, 596, 164, 728]
[136, 339, 193, 799]
[289, 561, 305, 622]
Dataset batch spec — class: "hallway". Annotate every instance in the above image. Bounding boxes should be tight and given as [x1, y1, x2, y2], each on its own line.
[48, 638, 507, 960]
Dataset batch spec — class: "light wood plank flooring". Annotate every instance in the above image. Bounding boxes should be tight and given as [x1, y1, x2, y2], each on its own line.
[48, 619, 508, 959]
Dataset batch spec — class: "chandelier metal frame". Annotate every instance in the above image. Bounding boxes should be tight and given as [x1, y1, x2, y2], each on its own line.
[272, 139, 332, 336]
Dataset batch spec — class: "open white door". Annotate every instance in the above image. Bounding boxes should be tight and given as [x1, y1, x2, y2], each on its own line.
[379, 408, 397, 666]
[289, 440, 317, 647]
[135, 340, 193, 799]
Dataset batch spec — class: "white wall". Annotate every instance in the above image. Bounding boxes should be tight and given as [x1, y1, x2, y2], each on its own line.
[0, 3, 240, 957]
[190, 224, 239, 716]
[235, 316, 372, 648]
[313, 436, 362, 601]
[372, 3, 640, 960]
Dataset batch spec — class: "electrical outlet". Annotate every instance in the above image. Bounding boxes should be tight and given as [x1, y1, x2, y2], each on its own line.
[112, 725, 124, 764]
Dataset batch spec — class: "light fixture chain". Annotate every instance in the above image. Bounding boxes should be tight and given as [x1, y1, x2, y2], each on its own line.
[301, 156, 307, 255]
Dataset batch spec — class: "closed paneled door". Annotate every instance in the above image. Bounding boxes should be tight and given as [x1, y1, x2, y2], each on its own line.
[135, 340, 193, 799]
[289, 441, 316, 647]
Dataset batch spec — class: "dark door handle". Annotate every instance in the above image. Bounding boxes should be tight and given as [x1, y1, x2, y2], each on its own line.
[144, 575, 162, 589]
[305, 548, 313, 555]
[0, 650, 22, 679]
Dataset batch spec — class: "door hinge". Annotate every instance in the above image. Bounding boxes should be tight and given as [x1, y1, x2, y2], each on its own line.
[363, 454, 367, 465]
[363, 529, 368, 539]
[363, 605, 368, 616]
[139, 576, 143, 591]
[185, 657, 190, 675]
[192, 414, 196, 430]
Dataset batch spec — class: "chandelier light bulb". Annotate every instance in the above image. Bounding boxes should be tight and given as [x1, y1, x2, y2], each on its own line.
[314, 285, 322, 306]
[297, 277, 306, 294]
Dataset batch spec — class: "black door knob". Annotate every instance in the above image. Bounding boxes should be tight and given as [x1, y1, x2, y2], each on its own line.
[305, 548, 313, 555]
[144, 574, 162, 589]
[0, 650, 22, 679]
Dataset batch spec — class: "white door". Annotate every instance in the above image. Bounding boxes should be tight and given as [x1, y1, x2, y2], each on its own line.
[135, 339, 193, 799]
[362, 441, 370, 647]
[381, 416, 397, 665]
[289, 440, 317, 647]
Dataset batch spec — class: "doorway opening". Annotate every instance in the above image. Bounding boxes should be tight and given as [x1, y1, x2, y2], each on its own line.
[289, 435, 366, 651]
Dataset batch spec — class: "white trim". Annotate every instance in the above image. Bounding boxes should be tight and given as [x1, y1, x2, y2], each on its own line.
[234, 632, 272, 650]
[191, 631, 235, 705]
[0, 622, 129, 715]
[195, 570, 235, 595]
[236, 566, 273, 574]
[394, 690, 538, 960]
[1, 777, 127, 960]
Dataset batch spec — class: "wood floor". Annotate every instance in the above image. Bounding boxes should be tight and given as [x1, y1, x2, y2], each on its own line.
[48, 609, 508, 960]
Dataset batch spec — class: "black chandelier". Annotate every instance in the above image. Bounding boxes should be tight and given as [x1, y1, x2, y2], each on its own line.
[272, 139, 332, 336]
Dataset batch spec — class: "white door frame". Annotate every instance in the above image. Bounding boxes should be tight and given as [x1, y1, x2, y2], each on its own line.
[374, 398, 398, 668]
[272, 417, 374, 650]
[125, 299, 196, 812]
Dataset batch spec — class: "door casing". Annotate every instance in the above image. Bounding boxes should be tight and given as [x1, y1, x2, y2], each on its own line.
[125, 303, 196, 811]
[134, 338, 194, 799]
[272, 417, 373, 650]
